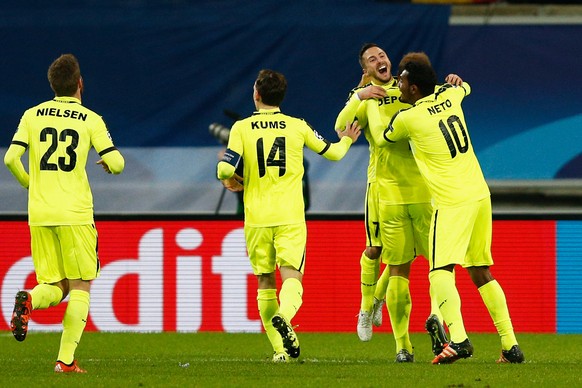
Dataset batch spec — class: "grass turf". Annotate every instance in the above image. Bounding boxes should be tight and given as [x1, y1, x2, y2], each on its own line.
[2, 331, 581, 387]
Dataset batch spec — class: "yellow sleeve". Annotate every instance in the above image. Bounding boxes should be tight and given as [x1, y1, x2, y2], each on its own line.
[334, 94, 361, 130]
[217, 161, 235, 180]
[216, 123, 243, 180]
[323, 136, 353, 160]
[305, 134, 353, 161]
[364, 98, 389, 146]
[4, 143, 29, 189]
[100, 149, 125, 175]
[92, 117, 124, 174]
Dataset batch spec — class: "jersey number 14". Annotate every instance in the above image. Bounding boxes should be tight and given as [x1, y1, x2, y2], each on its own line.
[256, 137, 286, 177]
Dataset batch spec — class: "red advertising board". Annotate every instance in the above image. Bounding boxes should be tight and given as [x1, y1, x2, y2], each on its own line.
[0, 219, 555, 333]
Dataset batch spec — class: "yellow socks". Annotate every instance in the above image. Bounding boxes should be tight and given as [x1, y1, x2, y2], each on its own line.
[429, 270, 467, 343]
[478, 280, 518, 350]
[360, 252, 379, 311]
[258, 280, 303, 355]
[387, 276, 413, 353]
[374, 266, 390, 302]
[429, 284, 445, 324]
[57, 290, 90, 364]
[30, 283, 63, 309]
[257, 289, 284, 353]
[279, 278, 303, 322]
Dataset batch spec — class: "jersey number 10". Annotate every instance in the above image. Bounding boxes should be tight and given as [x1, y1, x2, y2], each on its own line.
[438, 115, 469, 159]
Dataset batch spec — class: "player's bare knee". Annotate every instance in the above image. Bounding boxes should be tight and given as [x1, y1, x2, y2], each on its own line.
[389, 262, 411, 278]
[467, 266, 493, 288]
[279, 266, 303, 283]
[364, 246, 382, 260]
[257, 273, 277, 289]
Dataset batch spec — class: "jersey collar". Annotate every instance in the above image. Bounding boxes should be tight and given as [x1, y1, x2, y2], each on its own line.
[371, 77, 396, 87]
[414, 94, 436, 107]
[253, 108, 281, 115]
[53, 96, 81, 104]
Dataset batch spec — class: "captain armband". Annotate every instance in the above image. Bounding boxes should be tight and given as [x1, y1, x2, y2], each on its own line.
[221, 148, 241, 168]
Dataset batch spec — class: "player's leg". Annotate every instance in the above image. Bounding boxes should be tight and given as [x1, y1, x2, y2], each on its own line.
[57, 279, 90, 372]
[466, 198, 523, 363]
[272, 223, 306, 358]
[30, 282, 66, 309]
[358, 183, 382, 340]
[387, 268, 414, 362]
[30, 226, 68, 308]
[54, 224, 99, 372]
[411, 203, 445, 324]
[11, 226, 67, 342]
[257, 277, 286, 362]
[360, 247, 381, 311]
[381, 203, 416, 361]
[428, 268, 466, 342]
[246, 226, 286, 361]
[275, 223, 306, 322]
[411, 203, 449, 354]
[372, 266, 389, 326]
[429, 206, 474, 364]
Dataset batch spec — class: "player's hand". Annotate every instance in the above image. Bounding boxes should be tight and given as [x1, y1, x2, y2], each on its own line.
[337, 120, 361, 143]
[357, 85, 386, 100]
[222, 173, 243, 192]
[357, 73, 372, 87]
[445, 73, 463, 86]
[97, 159, 112, 174]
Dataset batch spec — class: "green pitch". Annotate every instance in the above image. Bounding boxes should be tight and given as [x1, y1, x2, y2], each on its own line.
[2, 331, 581, 387]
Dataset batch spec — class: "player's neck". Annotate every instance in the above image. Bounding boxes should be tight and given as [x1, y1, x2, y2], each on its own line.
[256, 101, 278, 110]
[372, 76, 393, 86]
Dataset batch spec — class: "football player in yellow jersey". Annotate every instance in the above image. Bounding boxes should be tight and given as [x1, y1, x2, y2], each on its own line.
[384, 60, 524, 364]
[4, 54, 125, 373]
[217, 69, 360, 363]
[336, 43, 459, 362]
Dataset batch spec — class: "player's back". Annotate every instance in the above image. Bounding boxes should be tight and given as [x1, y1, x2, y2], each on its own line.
[398, 83, 489, 207]
[235, 109, 310, 227]
[18, 97, 106, 225]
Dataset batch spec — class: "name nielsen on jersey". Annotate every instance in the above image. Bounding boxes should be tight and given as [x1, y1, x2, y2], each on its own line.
[36, 107, 87, 121]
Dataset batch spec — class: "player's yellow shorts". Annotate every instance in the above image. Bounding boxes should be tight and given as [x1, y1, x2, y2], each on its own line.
[364, 182, 382, 248]
[379, 201, 432, 265]
[245, 222, 306, 275]
[30, 224, 100, 284]
[429, 197, 494, 270]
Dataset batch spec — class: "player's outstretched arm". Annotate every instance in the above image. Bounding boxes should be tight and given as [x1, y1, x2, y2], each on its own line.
[444, 73, 463, 86]
[357, 72, 371, 87]
[356, 85, 387, 100]
[336, 120, 361, 143]
[306, 121, 360, 161]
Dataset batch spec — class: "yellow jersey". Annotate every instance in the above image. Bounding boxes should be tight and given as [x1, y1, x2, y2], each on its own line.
[5, 96, 124, 225]
[217, 108, 353, 227]
[385, 82, 490, 208]
[336, 78, 431, 205]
